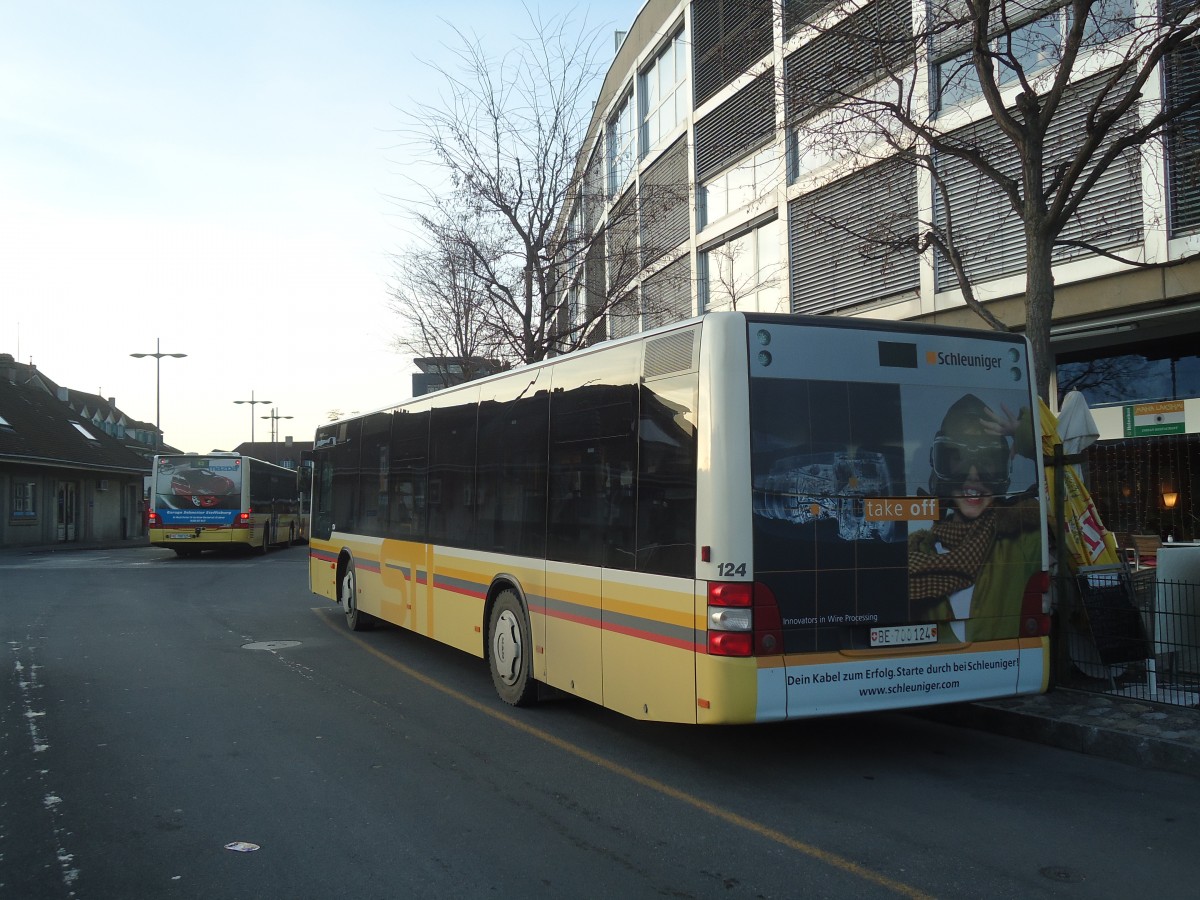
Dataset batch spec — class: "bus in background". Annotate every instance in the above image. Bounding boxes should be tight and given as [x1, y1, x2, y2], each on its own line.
[149, 453, 302, 557]
[308, 312, 1050, 724]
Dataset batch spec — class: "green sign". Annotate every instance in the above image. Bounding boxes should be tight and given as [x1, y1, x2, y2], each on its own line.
[1123, 401, 1186, 437]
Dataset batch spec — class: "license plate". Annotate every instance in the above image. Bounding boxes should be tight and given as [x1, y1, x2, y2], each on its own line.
[167, 533, 194, 539]
[870, 624, 937, 647]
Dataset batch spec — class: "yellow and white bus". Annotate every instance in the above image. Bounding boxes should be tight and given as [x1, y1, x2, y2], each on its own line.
[149, 453, 302, 557]
[308, 312, 1050, 723]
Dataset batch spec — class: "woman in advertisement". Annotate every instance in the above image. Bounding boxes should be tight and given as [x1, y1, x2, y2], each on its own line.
[908, 393, 1043, 641]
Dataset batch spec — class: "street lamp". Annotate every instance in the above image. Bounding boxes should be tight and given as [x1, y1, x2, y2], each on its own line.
[130, 338, 188, 451]
[233, 391, 273, 445]
[259, 407, 294, 444]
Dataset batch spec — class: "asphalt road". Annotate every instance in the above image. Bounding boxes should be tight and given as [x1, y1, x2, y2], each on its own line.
[2, 545, 1198, 899]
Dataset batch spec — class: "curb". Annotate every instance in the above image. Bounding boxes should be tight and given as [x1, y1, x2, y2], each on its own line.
[921, 693, 1200, 777]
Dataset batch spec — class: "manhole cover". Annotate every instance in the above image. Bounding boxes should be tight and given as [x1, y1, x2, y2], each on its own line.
[242, 641, 301, 651]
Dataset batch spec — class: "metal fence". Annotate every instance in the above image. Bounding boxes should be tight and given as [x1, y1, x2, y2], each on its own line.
[1063, 569, 1200, 708]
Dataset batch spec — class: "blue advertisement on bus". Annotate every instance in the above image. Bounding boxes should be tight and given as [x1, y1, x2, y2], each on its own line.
[154, 456, 243, 525]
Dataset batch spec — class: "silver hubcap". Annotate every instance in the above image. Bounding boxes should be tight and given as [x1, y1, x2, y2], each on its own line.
[341, 569, 356, 616]
[492, 608, 523, 686]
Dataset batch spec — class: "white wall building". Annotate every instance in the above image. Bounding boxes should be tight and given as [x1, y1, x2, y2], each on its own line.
[557, 0, 1200, 544]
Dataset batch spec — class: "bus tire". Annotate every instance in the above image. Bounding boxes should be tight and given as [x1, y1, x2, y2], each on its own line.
[487, 590, 536, 707]
[258, 525, 270, 555]
[341, 559, 374, 632]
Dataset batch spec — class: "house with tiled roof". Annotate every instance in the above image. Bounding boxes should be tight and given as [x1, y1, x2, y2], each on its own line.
[1, 354, 152, 549]
[59, 387, 161, 459]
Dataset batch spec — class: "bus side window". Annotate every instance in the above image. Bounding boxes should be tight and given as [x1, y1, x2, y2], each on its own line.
[388, 408, 430, 542]
[311, 447, 335, 540]
[330, 419, 362, 535]
[548, 345, 639, 570]
[427, 395, 479, 549]
[476, 372, 549, 557]
[357, 412, 392, 538]
[637, 374, 698, 577]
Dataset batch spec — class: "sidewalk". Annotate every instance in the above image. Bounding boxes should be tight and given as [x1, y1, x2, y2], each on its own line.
[0, 537, 150, 556]
[923, 687, 1200, 777]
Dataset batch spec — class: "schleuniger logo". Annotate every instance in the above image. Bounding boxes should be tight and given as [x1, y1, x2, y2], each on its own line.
[925, 350, 1004, 371]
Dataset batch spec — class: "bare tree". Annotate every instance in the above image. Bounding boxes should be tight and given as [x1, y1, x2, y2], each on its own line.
[391, 8, 650, 367]
[785, 0, 1200, 398]
[389, 206, 507, 383]
[1056, 350, 1155, 399]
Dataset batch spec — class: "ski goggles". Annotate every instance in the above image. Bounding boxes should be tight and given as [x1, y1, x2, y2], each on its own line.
[929, 436, 1010, 491]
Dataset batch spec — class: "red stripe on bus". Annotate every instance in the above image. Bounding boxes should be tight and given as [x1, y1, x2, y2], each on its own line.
[542, 605, 701, 652]
[434, 580, 487, 600]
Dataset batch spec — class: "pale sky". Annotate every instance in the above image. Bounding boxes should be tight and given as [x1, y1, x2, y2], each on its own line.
[0, 0, 643, 454]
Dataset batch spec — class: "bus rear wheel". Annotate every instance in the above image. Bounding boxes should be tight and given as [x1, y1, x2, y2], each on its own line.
[340, 559, 374, 632]
[488, 590, 536, 706]
[258, 525, 270, 555]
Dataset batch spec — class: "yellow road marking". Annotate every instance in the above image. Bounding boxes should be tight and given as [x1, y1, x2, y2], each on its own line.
[313, 608, 933, 899]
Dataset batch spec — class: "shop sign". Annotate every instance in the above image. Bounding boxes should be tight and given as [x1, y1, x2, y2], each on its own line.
[1122, 400, 1185, 437]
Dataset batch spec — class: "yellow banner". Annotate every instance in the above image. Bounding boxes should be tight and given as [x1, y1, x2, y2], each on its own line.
[1040, 400, 1121, 572]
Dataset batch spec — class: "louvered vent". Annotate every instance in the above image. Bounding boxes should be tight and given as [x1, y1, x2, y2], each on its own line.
[784, 0, 840, 38]
[788, 161, 919, 314]
[785, 0, 914, 125]
[1168, 38, 1200, 237]
[693, 0, 773, 106]
[694, 69, 775, 182]
[644, 329, 697, 380]
[641, 138, 690, 268]
[643, 257, 694, 331]
[933, 71, 1143, 289]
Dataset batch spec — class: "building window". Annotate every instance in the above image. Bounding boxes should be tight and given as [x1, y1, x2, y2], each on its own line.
[699, 145, 779, 228]
[700, 219, 784, 313]
[12, 481, 37, 519]
[1055, 332, 1200, 409]
[932, 0, 1136, 114]
[640, 26, 688, 156]
[608, 89, 637, 195]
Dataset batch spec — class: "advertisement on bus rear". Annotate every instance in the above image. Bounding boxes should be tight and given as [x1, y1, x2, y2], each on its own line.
[748, 322, 1043, 662]
[154, 456, 243, 525]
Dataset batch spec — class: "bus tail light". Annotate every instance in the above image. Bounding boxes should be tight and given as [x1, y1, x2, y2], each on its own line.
[147, 511, 160, 527]
[234, 511, 251, 529]
[1020, 570, 1051, 637]
[707, 582, 784, 657]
